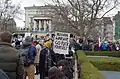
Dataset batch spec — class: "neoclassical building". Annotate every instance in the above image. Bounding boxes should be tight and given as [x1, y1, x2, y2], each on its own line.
[24, 5, 55, 36]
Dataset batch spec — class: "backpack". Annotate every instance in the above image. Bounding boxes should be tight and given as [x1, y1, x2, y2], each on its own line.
[19, 46, 31, 67]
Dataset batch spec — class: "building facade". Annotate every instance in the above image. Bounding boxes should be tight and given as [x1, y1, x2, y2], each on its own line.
[23, 5, 114, 41]
[24, 5, 55, 36]
[90, 17, 114, 42]
[113, 11, 120, 40]
[102, 17, 114, 42]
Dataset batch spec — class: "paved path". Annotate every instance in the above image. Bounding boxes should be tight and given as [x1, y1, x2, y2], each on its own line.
[35, 75, 40, 79]
[101, 71, 120, 79]
[74, 56, 78, 79]
[26, 75, 40, 79]
[87, 56, 116, 58]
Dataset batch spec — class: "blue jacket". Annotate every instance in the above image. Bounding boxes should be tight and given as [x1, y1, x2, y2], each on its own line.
[21, 45, 36, 65]
[101, 43, 108, 51]
[29, 45, 36, 64]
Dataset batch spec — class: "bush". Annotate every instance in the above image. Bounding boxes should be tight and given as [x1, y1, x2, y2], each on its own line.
[77, 51, 105, 79]
[77, 51, 88, 64]
[85, 51, 120, 57]
[88, 57, 120, 71]
[81, 62, 104, 79]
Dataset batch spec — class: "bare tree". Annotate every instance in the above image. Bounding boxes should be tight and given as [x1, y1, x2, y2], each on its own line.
[0, 0, 22, 32]
[52, 0, 120, 38]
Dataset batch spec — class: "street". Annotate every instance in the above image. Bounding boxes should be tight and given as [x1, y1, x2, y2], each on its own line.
[35, 75, 40, 79]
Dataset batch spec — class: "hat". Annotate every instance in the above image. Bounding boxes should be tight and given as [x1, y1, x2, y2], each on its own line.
[22, 36, 32, 44]
[44, 41, 51, 48]
[48, 66, 59, 76]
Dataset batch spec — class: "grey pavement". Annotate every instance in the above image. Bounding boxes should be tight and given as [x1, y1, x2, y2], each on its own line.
[26, 75, 40, 79]
[74, 56, 78, 79]
[101, 71, 120, 79]
[35, 75, 40, 79]
[87, 56, 116, 58]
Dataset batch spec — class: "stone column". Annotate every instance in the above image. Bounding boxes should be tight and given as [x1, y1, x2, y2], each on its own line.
[39, 20, 42, 31]
[34, 20, 36, 31]
[49, 20, 52, 32]
[44, 20, 47, 31]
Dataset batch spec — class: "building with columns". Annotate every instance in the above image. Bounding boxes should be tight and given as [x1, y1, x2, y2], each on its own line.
[24, 5, 55, 36]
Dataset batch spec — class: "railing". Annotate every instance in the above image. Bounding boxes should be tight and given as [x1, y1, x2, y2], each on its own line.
[15, 28, 52, 34]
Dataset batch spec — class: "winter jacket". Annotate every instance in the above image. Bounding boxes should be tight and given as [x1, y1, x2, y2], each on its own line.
[39, 47, 56, 79]
[34, 44, 42, 64]
[101, 43, 108, 51]
[0, 42, 24, 79]
[20, 45, 36, 65]
[57, 60, 73, 79]
[46, 66, 67, 79]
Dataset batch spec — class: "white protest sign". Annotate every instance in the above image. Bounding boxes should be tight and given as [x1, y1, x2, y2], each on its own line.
[25, 33, 31, 38]
[53, 32, 70, 54]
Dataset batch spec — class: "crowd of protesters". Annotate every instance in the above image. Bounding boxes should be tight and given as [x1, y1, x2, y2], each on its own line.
[2, 31, 120, 79]
[0, 31, 75, 79]
[74, 38, 120, 51]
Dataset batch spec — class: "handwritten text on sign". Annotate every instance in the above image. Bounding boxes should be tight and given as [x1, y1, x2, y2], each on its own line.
[53, 32, 70, 54]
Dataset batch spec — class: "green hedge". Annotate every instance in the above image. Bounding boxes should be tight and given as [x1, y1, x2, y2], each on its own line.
[81, 62, 104, 79]
[77, 51, 105, 79]
[77, 51, 88, 63]
[88, 57, 120, 71]
[85, 51, 120, 57]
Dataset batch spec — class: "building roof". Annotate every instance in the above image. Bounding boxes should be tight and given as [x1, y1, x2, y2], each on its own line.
[24, 5, 54, 9]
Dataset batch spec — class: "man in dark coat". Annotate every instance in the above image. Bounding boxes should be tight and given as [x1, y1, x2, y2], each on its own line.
[0, 31, 24, 79]
[39, 41, 56, 79]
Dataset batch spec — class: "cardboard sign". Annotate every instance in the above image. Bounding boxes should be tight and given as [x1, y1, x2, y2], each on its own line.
[25, 33, 31, 38]
[53, 32, 70, 54]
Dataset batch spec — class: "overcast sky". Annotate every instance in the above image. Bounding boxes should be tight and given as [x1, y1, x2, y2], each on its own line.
[14, 0, 119, 27]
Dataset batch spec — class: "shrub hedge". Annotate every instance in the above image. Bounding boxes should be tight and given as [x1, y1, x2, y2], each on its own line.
[77, 51, 88, 63]
[77, 51, 105, 79]
[88, 57, 120, 71]
[85, 51, 120, 57]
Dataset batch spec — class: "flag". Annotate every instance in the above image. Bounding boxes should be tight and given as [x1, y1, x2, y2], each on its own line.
[98, 37, 101, 49]
[28, 24, 30, 32]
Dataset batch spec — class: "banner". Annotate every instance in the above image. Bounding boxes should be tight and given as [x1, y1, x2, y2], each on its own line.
[53, 32, 70, 54]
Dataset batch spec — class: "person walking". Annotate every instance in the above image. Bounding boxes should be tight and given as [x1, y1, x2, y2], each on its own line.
[20, 36, 36, 79]
[0, 31, 24, 79]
